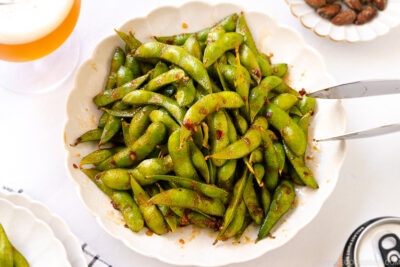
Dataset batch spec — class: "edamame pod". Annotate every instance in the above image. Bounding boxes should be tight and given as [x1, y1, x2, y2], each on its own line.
[283, 142, 318, 189]
[260, 184, 271, 215]
[183, 34, 202, 60]
[257, 180, 295, 241]
[122, 90, 186, 124]
[220, 200, 247, 240]
[272, 63, 288, 78]
[203, 32, 244, 68]
[249, 148, 263, 164]
[217, 159, 237, 191]
[97, 122, 166, 170]
[134, 42, 212, 93]
[265, 103, 307, 156]
[180, 91, 244, 146]
[125, 54, 141, 78]
[73, 129, 103, 145]
[0, 223, 13, 267]
[148, 188, 226, 216]
[94, 73, 150, 107]
[243, 174, 264, 225]
[189, 141, 210, 183]
[253, 163, 265, 186]
[129, 155, 174, 185]
[298, 96, 316, 115]
[236, 12, 258, 55]
[12, 247, 29, 267]
[176, 78, 196, 107]
[144, 69, 185, 91]
[146, 175, 229, 201]
[208, 111, 230, 167]
[273, 141, 286, 174]
[116, 66, 134, 87]
[150, 61, 169, 80]
[168, 130, 199, 180]
[249, 76, 282, 122]
[100, 112, 121, 146]
[271, 93, 298, 111]
[128, 106, 157, 144]
[239, 44, 261, 84]
[149, 109, 180, 134]
[257, 53, 273, 77]
[105, 47, 125, 90]
[100, 168, 131, 190]
[115, 30, 141, 51]
[130, 175, 168, 235]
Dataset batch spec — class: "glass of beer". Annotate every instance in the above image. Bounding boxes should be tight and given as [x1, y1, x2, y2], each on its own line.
[0, 0, 81, 93]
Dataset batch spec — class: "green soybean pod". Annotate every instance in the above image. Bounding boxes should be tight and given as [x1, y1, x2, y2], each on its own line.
[217, 159, 237, 191]
[273, 82, 300, 96]
[236, 12, 257, 54]
[299, 112, 311, 138]
[249, 148, 263, 164]
[100, 112, 122, 146]
[176, 78, 196, 107]
[150, 61, 169, 80]
[271, 93, 299, 111]
[253, 163, 265, 187]
[235, 213, 252, 241]
[265, 103, 307, 156]
[81, 169, 144, 233]
[168, 130, 199, 180]
[189, 141, 210, 183]
[239, 44, 262, 84]
[144, 69, 185, 92]
[97, 122, 166, 170]
[185, 211, 219, 230]
[262, 131, 279, 191]
[149, 109, 180, 134]
[115, 30, 142, 51]
[130, 175, 168, 235]
[116, 65, 134, 87]
[207, 156, 217, 185]
[203, 32, 244, 68]
[105, 47, 125, 90]
[101, 107, 139, 118]
[12, 247, 29, 267]
[146, 185, 179, 233]
[298, 96, 316, 115]
[122, 90, 187, 124]
[231, 109, 248, 135]
[283, 142, 318, 189]
[208, 111, 230, 167]
[98, 112, 109, 128]
[180, 91, 244, 146]
[289, 106, 303, 117]
[216, 167, 249, 242]
[125, 54, 141, 78]
[147, 175, 229, 201]
[73, 129, 103, 145]
[289, 165, 305, 186]
[183, 34, 202, 60]
[94, 73, 150, 107]
[129, 155, 174, 186]
[220, 200, 247, 240]
[0, 223, 13, 267]
[272, 63, 288, 78]
[257, 180, 295, 241]
[256, 53, 273, 77]
[224, 110, 238, 143]
[259, 184, 271, 215]
[273, 141, 286, 174]
[100, 169, 131, 190]
[148, 188, 226, 217]
[206, 26, 225, 43]
[80, 148, 114, 166]
[134, 42, 212, 94]
[234, 52, 251, 117]
[128, 106, 157, 144]
[120, 119, 131, 146]
[243, 174, 264, 225]
[248, 76, 282, 122]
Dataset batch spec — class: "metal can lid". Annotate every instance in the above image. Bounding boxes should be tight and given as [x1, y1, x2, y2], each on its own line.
[343, 217, 400, 267]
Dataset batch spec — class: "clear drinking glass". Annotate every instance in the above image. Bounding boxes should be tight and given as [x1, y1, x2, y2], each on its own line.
[0, 0, 81, 94]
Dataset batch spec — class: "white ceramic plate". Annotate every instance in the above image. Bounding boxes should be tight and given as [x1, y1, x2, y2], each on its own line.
[0, 198, 71, 267]
[286, 0, 400, 42]
[0, 191, 87, 267]
[64, 2, 347, 266]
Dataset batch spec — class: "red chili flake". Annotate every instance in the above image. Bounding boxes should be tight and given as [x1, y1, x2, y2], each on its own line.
[130, 151, 137, 161]
[273, 67, 278, 73]
[253, 69, 261, 79]
[146, 230, 153, 236]
[244, 137, 251, 146]
[266, 111, 273, 118]
[72, 164, 78, 169]
[166, 39, 174, 45]
[303, 171, 309, 176]
[264, 96, 270, 105]
[110, 159, 117, 166]
[124, 224, 128, 228]
[199, 107, 207, 115]
[243, 96, 247, 101]
[111, 200, 118, 210]
[216, 130, 223, 140]
[215, 104, 221, 111]
[179, 239, 185, 245]
[183, 119, 194, 131]
[269, 52, 274, 58]
[299, 88, 307, 95]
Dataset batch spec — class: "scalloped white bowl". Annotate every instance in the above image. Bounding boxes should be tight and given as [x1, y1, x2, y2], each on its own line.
[0, 198, 71, 267]
[0, 191, 87, 267]
[286, 0, 400, 42]
[64, 2, 347, 266]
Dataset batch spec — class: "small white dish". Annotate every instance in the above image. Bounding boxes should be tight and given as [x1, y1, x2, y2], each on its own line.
[286, 0, 400, 42]
[0, 191, 87, 267]
[64, 2, 347, 266]
[0, 198, 71, 267]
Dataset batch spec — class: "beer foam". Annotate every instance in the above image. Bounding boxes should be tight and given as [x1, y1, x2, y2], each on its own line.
[0, 0, 74, 44]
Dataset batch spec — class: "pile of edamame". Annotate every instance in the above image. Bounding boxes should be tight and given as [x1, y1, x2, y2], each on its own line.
[76, 12, 318, 243]
[0, 224, 29, 267]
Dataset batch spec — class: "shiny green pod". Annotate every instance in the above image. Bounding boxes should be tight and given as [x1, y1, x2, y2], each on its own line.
[134, 42, 212, 94]
[273, 141, 286, 174]
[80, 147, 123, 166]
[128, 106, 157, 144]
[189, 141, 210, 183]
[99, 112, 121, 146]
[176, 78, 196, 107]
[0, 223, 13, 267]
[97, 122, 166, 170]
[115, 30, 142, 51]
[271, 93, 299, 111]
[260, 184, 271, 215]
[168, 130, 199, 180]
[149, 109, 180, 134]
[272, 63, 288, 78]
[125, 54, 141, 78]
[265, 103, 307, 156]
[130, 175, 169, 235]
[257, 180, 295, 241]
[236, 12, 258, 55]
[144, 69, 185, 91]
[105, 47, 125, 90]
[129, 155, 174, 186]
[243, 174, 264, 224]
[122, 90, 186, 124]
[116, 66, 134, 87]
[73, 129, 103, 145]
[298, 96, 316, 115]
[257, 53, 273, 77]
[208, 111, 230, 167]
[253, 163, 265, 186]
[148, 188, 226, 216]
[180, 91, 244, 146]
[203, 32, 243, 68]
[150, 61, 169, 80]
[217, 159, 237, 191]
[239, 44, 261, 84]
[12, 247, 29, 267]
[220, 200, 247, 240]
[183, 34, 202, 60]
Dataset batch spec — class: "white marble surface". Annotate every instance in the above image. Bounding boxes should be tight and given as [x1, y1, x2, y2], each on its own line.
[0, 0, 399, 266]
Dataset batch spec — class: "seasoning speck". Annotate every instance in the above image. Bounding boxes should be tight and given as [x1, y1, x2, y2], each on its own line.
[182, 22, 188, 29]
